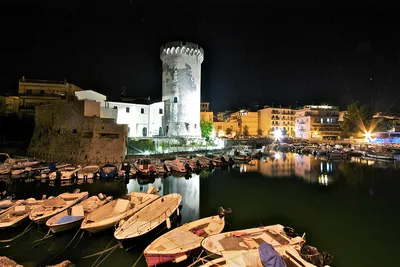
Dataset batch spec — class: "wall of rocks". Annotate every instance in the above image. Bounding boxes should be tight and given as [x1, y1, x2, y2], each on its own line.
[28, 101, 127, 165]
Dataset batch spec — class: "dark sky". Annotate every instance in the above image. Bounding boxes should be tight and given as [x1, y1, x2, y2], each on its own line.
[1, 0, 400, 112]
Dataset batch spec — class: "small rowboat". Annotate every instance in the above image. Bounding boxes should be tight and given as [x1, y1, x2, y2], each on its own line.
[0, 199, 43, 229]
[81, 187, 159, 234]
[46, 194, 111, 233]
[114, 193, 182, 243]
[29, 192, 88, 225]
[144, 213, 226, 266]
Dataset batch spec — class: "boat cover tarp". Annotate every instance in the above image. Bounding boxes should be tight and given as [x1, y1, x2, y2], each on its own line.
[56, 216, 84, 225]
[259, 242, 287, 267]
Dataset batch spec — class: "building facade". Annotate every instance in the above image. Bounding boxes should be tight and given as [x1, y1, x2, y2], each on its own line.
[295, 105, 340, 140]
[258, 106, 295, 137]
[17, 77, 83, 117]
[200, 102, 213, 122]
[213, 121, 239, 137]
[28, 100, 127, 164]
[161, 41, 204, 137]
[229, 110, 259, 136]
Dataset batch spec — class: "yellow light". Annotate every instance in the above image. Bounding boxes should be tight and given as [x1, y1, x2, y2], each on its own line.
[364, 131, 372, 139]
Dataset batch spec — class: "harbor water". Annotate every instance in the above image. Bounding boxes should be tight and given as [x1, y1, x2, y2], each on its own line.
[1, 153, 399, 267]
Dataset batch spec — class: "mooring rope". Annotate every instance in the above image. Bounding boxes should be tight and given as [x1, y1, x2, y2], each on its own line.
[0, 221, 34, 243]
[88, 236, 116, 266]
[73, 230, 85, 248]
[32, 229, 52, 244]
[132, 252, 144, 267]
[92, 244, 118, 267]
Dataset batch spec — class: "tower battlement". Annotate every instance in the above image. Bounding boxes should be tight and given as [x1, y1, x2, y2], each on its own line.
[160, 41, 204, 63]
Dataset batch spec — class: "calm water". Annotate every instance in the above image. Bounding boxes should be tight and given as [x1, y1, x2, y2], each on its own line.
[1, 153, 400, 267]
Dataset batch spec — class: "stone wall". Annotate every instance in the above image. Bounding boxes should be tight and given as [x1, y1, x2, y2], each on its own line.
[28, 101, 127, 165]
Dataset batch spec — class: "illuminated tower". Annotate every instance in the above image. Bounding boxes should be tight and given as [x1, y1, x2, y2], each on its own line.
[160, 41, 204, 137]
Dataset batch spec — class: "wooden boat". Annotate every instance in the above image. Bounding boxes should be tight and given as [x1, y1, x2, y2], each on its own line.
[365, 151, 394, 160]
[0, 199, 23, 215]
[81, 187, 159, 234]
[77, 165, 99, 179]
[114, 193, 182, 242]
[49, 166, 81, 181]
[29, 192, 89, 225]
[201, 224, 305, 258]
[0, 199, 43, 229]
[46, 194, 111, 233]
[144, 213, 225, 266]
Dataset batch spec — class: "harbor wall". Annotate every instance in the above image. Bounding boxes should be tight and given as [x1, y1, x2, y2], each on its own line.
[28, 100, 127, 165]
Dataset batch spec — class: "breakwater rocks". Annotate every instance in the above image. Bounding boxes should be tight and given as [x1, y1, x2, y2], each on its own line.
[0, 257, 23, 267]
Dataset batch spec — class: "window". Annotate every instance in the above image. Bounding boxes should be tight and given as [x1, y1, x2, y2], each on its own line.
[26, 89, 32, 94]
[113, 106, 118, 109]
[142, 127, 148, 137]
[159, 127, 163, 136]
[141, 108, 144, 114]
[126, 107, 130, 113]
[159, 108, 163, 114]
[40, 90, 45, 95]
[174, 97, 178, 103]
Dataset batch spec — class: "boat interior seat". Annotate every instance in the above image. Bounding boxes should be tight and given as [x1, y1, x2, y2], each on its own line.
[71, 205, 84, 217]
[113, 199, 130, 214]
[11, 205, 27, 215]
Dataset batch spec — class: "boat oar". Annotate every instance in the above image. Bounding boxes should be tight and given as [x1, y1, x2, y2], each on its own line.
[0, 221, 35, 243]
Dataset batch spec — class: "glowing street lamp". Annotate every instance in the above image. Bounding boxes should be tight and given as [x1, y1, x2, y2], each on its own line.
[364, 131, 372, 139]
[273, 129, 283, 140]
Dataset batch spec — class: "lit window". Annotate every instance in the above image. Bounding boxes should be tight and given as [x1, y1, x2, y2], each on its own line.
[159, 108, 163, 114]
[141, 108, 144, 114]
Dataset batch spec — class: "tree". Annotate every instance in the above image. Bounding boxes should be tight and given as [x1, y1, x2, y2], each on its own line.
[243, 125, 249, 136]
[225, 127, 232, 136]
[200, 121, 214, 141]
[340, 102, 373, 138]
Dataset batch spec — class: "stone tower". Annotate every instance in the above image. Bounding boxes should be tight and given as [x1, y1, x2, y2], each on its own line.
[160, 41, 204, 137]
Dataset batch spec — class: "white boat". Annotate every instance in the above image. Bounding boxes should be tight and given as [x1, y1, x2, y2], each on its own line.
[12, 158, 40, 169]
[365, 151, 394, 160]
[81, 187, 159, 234]
[144, 213, 226, 266]
[0, 199, 23, 215]
[0, 153, 14, 175]
[46, 194, 111, 233]
[0, 199, 43, 229]
[29, 192, 89, 224]
[49, 166, 81, 180]
[114, 193, 182, 242]
[166, 159, 190, 173]
[201, 224, 305, 258]
[77, 165, 99, 179]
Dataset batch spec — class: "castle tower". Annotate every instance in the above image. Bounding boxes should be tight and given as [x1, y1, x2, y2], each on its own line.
[160, 41, 204, 137]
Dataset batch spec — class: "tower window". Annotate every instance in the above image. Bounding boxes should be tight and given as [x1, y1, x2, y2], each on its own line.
[159, 108, 163, 114]
[113, 106, 118, 109]
[174, 97, 178, 103]
[141, 108, 145, 114]
[126, 107, 130, 113]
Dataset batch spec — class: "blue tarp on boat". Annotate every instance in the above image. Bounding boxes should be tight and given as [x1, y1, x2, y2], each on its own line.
[259, 242, 287, 267]
[55, 216, 84, 225]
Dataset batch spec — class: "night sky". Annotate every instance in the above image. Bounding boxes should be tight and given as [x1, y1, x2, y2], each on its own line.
[1, 1, 400, 112]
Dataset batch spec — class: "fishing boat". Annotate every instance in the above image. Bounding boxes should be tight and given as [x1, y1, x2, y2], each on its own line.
[144, 208, 229, 266]
[365, 150, 395, 160]
[166, 159, 191, 173]
[0, 199, 23, 215]
[114, 193, 182, 243]
[100, 163, 118, 178]
[46, 194, 111, 233]
[29, 192, 88, 225]
[201, 224, 305, 258]
[195, 241, 313, 267]
[49, 166, 81, 181]
[0, 199, 43, 229]
[81, 187, 159, 234]
[135, 158, 157, 176]
[77, 165, 99, 179]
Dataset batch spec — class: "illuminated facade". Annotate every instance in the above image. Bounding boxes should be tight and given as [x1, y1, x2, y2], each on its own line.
[295, 105, 340, 140]
[230, 110, 259, 136]
[161, 41, 204, 137]
[200, 102, 213, 122]
[213, 121, 239, 137]
[258, 106, 295, 137]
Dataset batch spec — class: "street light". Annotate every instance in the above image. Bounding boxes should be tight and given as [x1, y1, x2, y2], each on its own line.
[273, 129, 283, 140]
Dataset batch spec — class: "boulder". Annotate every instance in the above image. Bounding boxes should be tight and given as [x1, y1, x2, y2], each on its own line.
[46, 260, 75, 267]
[0, 257, 23, 267]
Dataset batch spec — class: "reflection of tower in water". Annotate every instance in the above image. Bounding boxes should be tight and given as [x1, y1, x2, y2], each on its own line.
[126, 175, 200, 223]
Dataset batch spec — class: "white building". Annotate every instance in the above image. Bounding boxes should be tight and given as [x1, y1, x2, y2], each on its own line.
[105, 101, 164, 138]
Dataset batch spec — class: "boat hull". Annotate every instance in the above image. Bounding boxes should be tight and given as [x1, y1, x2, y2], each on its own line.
[0, 213, 30, 229]
[145, 251, 189, 267]
[49, 218, 84, 233]
[81, 217, 123, 234]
